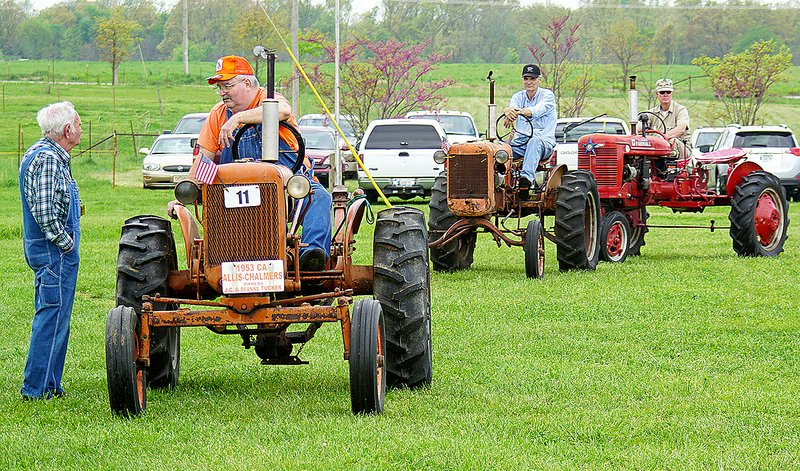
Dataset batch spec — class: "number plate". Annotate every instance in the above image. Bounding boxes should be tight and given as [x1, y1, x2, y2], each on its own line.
[392, 178, 415, 187]
[759, 155, 773, 162]
[173, 175, 187, 183]
[221, 260, 285, 294]
[223, 185, 261, 208]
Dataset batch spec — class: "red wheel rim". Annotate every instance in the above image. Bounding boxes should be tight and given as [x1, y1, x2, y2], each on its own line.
[754, 190, 782, 249]
[606, 221, 624, 258]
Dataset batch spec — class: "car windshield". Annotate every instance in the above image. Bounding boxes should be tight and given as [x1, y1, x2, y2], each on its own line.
[299, 116, 356, 137]
[733, 131, 795, 148]
[695, 131, 722, 147]
[364, 125, 443, 149]
[152, 138, 194, 154]
[303, 130, 336, 150]
[555, 121, 627, 143]
[407, 115, 476, 136]
[173, 117, 206, 134]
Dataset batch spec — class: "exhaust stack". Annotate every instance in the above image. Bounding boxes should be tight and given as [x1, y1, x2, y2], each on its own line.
[628, 75, 639, 134]
[487, 71, 497, 141]
[261, 50, 279, 162]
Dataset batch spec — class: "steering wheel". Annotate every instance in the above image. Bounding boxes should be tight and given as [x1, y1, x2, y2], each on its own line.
[496, 113, 534, 147]
[638, 111, 668, 138]
[231, 121, 306, 174]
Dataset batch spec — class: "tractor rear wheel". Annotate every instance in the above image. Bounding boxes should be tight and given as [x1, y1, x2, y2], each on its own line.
[428, 171, 476, 271]
[106, 305, 146, 416]
[374, 207, 433, 389]
[116, 215, 180, 390]
[555, 170, 601, 271]
[600, 211, 631, 263]
[627, 208, 649, 256]
[729, 171, 789, 256]
[523, 219, 545, 279]
[349, 299, 386, 414]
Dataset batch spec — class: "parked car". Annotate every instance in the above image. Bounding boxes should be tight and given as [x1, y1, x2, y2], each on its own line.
[170, 112, 208, 134]
[300, 125, 355, 186]
[298, 113, 358, 144]
[711, 124, 800, 197]
[690, 126, 726, 157]
[404, 110, 480, 144]
[140, 134, 196, 188]
[553, 116, 630, 169]
[357, 118, 447, 202]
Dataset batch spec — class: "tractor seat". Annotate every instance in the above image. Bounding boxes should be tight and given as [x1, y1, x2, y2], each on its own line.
[693, 147, 747, 165]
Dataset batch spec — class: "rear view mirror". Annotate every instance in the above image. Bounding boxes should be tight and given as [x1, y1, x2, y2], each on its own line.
[190, 138, 198, 149]
[699, 144, 712, 153]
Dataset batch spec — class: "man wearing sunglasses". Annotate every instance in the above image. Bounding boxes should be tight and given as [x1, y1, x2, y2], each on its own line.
[642, 78, 691, 161]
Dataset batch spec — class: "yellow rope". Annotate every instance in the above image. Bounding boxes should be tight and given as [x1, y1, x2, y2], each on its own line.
[258, 3, 392, 207]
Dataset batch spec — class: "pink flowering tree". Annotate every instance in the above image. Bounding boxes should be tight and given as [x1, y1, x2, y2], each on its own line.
[693, 40, 791, 126]
[299, 34, 454, 136]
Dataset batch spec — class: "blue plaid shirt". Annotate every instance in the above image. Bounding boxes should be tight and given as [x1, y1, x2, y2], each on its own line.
[21, 137, 75, 252]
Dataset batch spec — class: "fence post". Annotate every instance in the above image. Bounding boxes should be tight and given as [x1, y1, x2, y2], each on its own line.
[130, 120, 138, 156]
[113, 130, 117, 188]
[18, 123, 22, 167]
[89, 121, 92, 160]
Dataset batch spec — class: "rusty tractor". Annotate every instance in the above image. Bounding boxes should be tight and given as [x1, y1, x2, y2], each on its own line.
[578, 76, 789, 262]
[428, 71, 601, 279]
[105, 54, 432, 416]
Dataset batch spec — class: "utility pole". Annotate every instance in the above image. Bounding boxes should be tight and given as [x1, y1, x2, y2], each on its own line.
[183, 0, 188, 74]
[332, 0, 342, 187]
[291, 0, 299, 118]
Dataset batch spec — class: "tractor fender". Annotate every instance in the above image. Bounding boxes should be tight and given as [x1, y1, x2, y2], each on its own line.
[174, 204, 201, 266]
[545, 164, 569, 193]
[726, 161, 764, 198]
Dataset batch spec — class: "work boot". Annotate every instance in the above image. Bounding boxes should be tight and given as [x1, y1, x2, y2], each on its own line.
[299, 248, 327, 271]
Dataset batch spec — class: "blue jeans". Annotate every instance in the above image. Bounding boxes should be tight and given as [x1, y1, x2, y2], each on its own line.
[510, 134, 554, 182]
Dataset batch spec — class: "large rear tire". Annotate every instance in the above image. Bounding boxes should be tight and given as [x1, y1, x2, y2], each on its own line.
[374, 207, 433, 389]
[555, 170, 601, 271]
[428, 171, 476, 271]
[116, 215, 180, 389]
[349, 299, 386, 415]
[729, 171, 789, 256]
[106, 305, 146, 417]
[600, 211, 631, 263]
[523, 219, 545, 279]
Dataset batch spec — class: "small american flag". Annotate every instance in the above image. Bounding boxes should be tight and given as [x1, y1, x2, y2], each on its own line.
[441, 139, 451, 154]
[195, 155, 218, 185]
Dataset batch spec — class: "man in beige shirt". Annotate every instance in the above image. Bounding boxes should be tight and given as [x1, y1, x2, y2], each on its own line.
[640, 78, 692, 160]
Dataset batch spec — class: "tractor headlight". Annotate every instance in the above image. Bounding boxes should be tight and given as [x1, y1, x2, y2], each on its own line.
[433, 150, 447, 164]
[287, 175, 311, 199]
[174, 180, 200, 205]
[494, 149, 510, 164]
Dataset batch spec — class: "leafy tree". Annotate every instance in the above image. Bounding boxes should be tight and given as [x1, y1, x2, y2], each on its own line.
[301, 35, 454, 136]
[692, 40, 792, 125]
[526, 14, 584, 115]
[17, 18, 58, 60]
[601, 19, 647, 90]
[0, 0, 32, 57]
[96, 7, 141, 85]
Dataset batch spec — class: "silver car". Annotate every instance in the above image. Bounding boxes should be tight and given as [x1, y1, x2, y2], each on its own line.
[140, 134, 196, 189]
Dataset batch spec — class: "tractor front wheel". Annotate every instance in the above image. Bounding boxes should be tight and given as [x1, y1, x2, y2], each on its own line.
[428, 172, 476, 271]
[106, 305, 146, 417]
[555, 170, 601, 271]
[600, 211, 631, 263]
[729, 171, 789, 256]
[374, 207, 433, 389]
[116, 215, 180, 390]
[349, 299, 386, 415]
[627, 208, 649, 257]
[523, 219, 545, 279]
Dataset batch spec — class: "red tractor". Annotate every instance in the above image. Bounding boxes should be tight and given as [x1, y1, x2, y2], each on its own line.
[428, 72, 601, 278]
[578, 77, 789, 262]
[105, 54, 432, 416]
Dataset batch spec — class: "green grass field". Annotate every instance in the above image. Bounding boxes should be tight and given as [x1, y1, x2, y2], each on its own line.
[1, 62, 799, 469]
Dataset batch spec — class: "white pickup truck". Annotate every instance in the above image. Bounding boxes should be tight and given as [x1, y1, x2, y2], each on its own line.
[357, 118, 447, 202]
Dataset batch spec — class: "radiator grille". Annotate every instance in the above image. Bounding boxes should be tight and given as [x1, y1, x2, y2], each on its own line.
[204, 183, 282, 266]
[579, 148, 620, 187]
[449, 153, 490, 199]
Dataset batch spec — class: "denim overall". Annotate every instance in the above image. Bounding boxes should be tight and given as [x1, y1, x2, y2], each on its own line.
[19, 150, 81, 399]
[221, 120, 331, 256]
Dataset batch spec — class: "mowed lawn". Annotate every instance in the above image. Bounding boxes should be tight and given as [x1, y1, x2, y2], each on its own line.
[1, 68, 799, 468]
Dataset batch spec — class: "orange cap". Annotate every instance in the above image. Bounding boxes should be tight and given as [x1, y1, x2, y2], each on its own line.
[207, 55, 254, 84]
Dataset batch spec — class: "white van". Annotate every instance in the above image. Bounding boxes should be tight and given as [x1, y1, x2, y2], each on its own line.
[357, 118, 447, 202]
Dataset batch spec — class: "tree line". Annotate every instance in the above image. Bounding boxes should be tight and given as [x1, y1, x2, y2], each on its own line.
[1, 0, 798, 66]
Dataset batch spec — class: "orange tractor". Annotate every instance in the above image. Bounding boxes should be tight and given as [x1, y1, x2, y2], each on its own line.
[428, 71, 601, 278]
[105, 55, 432, 416]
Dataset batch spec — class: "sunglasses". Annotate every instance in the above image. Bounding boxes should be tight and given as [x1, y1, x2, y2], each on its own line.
[658, 90, 672, 95]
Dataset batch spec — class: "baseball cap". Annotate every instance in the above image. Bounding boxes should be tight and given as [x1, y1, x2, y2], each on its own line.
[655, 78, 674, 92]
[522, 64, 540, 78]
[207, 56, 254, 84]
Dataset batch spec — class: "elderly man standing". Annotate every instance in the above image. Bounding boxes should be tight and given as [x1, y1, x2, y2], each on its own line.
[643, 78, 692, 160]
[19, 101, 83, 400]
[170, 55, 331, 270]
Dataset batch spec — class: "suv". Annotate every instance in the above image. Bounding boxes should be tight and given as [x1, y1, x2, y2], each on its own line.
[712, 124, 800, 197]
[553, 116, 629, 170]
[357, 118, 447, 202]
[690, 126, 726, 157]
[404, 110, 480, 144]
